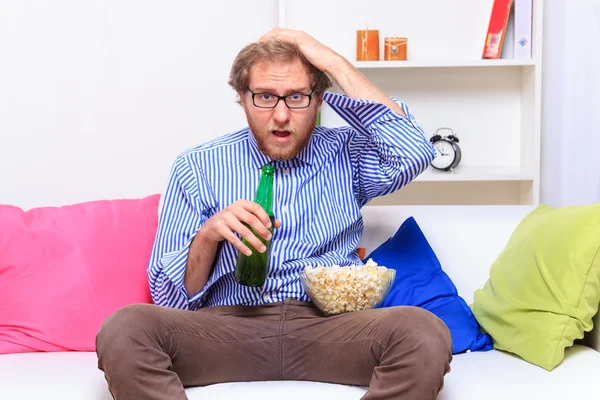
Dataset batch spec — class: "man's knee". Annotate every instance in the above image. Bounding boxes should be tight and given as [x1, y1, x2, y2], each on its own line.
[381, 306, 452, 362]
[96, 304, 159, 363]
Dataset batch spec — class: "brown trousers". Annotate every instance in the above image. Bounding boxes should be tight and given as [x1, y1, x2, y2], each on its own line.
[96, 299, 452, 400]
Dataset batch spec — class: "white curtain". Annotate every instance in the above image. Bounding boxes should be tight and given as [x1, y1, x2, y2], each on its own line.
[541, 0, 600, 207]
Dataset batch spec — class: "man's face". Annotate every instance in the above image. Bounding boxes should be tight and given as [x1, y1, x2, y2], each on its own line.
[240, 58, 322, 161]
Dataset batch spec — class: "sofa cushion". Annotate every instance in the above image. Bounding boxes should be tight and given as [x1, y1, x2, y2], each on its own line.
[472, 203, 600, 371]
[365, 216, 493, 354]
[0, 195, 159, 354]
[437, 345, 600, 400]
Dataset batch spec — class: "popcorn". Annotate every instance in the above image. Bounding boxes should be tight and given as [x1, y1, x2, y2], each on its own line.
[300, 259, 395, 315]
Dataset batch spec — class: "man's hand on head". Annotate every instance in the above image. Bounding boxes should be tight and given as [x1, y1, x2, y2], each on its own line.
[258, 27, 405, 117]
[259, 28, 343, 74]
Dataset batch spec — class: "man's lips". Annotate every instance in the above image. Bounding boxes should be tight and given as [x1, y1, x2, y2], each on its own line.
[272, 130, 290, 137]
[271, 129, 292, 143]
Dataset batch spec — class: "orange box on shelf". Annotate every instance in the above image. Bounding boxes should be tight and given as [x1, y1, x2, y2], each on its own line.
[384, 37, 407, 61]
[356, 29, 379, 61]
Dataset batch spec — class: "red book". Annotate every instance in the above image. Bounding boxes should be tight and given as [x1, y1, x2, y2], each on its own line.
[482, 0, 513, 59]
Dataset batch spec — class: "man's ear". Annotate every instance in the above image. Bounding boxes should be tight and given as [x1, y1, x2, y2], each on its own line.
[316, 94, 324, 110]
[237, 91, 245, 107]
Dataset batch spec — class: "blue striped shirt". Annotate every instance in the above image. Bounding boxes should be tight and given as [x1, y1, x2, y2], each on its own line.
[148, 92, 435, 310]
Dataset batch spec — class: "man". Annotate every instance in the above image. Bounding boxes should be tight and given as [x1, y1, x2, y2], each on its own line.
[96, 28, 452, 400]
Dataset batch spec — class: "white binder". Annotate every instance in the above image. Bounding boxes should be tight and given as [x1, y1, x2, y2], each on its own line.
[513, 0, 533, 59]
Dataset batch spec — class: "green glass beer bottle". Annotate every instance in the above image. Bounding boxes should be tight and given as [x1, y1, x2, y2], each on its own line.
[234, 165, 275, 287]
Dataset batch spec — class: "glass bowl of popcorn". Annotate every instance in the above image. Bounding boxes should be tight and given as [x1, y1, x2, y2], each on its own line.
[300, 259, 396, 316]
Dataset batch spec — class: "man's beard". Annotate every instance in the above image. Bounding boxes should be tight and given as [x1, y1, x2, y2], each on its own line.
[248, 119, 315, 161]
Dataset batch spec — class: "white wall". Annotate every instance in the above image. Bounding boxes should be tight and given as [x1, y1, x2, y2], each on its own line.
[2, 0, 599, 209]
[0, 0, 278, 209]
[540, 0, 600, 207]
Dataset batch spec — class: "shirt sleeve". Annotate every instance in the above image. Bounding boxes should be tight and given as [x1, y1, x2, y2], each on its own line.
[147, 154, 216, 310]
[323, 92, 436, 206]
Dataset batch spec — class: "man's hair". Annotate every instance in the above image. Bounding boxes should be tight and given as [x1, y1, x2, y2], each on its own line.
[228, 39, 332, 99]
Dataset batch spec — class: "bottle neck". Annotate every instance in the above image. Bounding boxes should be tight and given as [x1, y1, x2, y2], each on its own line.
[254, 167, 274, 217]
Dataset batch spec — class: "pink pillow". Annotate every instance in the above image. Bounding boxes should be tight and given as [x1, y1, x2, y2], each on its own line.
[0, 194, 159, 354]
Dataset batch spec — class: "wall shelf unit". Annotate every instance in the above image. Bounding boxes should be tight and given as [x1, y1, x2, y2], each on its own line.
[279, 0, 543, 206]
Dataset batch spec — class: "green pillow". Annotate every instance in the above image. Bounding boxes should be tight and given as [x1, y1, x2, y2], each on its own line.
[471, 203, 600, 371]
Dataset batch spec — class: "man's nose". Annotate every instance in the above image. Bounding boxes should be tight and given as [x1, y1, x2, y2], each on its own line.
[272, 99, 290, 123]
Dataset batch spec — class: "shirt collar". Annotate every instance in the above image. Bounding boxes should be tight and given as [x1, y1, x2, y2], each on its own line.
[247, 129, 316, 169]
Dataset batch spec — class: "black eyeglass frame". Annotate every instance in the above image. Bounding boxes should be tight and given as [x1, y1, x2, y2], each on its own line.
[246, 88, 315, 109]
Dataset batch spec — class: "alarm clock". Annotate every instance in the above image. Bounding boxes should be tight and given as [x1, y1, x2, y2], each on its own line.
[430, 128, 462, 171]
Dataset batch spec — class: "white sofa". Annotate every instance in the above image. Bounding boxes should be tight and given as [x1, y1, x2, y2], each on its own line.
[1, 205, 599, 399]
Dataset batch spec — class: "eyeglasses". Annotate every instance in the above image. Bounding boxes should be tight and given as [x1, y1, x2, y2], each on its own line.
[247, 88, 314, 109]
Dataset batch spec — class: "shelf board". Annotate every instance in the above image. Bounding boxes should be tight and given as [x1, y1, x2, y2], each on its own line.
[354, 59, 536, 69]
[414, 166, 534, 182]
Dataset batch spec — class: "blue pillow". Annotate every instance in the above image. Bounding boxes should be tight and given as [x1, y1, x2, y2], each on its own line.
[366, 216, 493, 354]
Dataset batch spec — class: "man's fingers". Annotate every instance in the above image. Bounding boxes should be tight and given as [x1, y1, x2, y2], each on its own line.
[238, 200, 272, 230]
[258, 28, 278, 42]
[227, 217, 267, 254]
[259, 28, 300, 44]
[221, 227, 253, 256]
[238, 211, 272, 242]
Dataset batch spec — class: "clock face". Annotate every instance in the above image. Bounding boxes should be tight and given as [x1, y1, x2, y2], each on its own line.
[432, 140, 455, 170]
